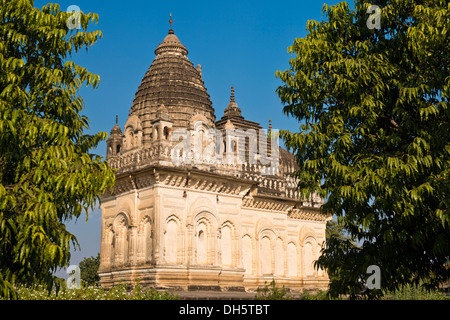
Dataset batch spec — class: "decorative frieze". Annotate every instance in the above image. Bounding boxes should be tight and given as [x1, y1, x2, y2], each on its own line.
[241, 197, 328, 222]
[108, 169, 255, 197]
[242, 197, 290, 212]
[287, 208, 328, 222]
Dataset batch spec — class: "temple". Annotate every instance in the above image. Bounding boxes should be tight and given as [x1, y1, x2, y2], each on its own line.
[98, 19, 330, 292]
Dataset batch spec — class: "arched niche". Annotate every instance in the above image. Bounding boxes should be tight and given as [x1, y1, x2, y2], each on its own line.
[242, 234, 253, 275]
[258, 228, 276, 276]
[136, 215, 153, 265]
[220, 221, 236, 267]
[164, 215, 181, 264]
[303, 236, 317, 277]
[287, 242, 299, 277]
[193, 211, 218, 266]
[112, 213, 129, 268]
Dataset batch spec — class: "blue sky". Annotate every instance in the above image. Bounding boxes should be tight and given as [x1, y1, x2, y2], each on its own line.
[32, 0, 344, 278]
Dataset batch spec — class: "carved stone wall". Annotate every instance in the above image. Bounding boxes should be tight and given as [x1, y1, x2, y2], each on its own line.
[99, 168, 330, 291]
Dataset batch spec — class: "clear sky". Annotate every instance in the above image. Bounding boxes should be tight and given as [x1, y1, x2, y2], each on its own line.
[32, 0, 344, 279]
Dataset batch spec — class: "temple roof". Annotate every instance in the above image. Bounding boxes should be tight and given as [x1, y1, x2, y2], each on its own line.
[107, 20, 298, 179]
[129, 26, 215, 130]
[154, 29, 188, 56]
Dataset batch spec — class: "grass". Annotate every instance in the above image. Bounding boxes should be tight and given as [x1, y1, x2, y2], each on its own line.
[8, 278, 449, 300]
[254, 279, 448, 300]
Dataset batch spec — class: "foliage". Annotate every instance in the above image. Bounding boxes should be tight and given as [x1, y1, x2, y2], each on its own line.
[254, 280, 339, 300]
[326, 218, 348, 241]
[9, 281, 179, 300]
[324, 218, 359, 287]
[255, 279, 293, 300]
[79, 253, 100, 286]
[276, 0, 450, 299]
[382, 281, 448, 300]
[253, 278, 447, 300]
[0, 0, 115, 299]
[298, 289, 333, 300]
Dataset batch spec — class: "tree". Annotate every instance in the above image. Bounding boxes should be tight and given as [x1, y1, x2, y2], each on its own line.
[324, 217, 358, 289]
[79, 253, 100, 286]
[326, 217, 352, 241]
[0, 1, 115, 299]
[276, 0, 450, 299]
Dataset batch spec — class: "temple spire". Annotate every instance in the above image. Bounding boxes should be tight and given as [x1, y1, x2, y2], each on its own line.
[230, 86, 235, 102]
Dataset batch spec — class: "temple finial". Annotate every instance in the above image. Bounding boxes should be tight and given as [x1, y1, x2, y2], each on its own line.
[269, 118, 272, 131]
[116, 114, 118, 124]
[168, 13, 174, 34]
[224, 85, 241, 116]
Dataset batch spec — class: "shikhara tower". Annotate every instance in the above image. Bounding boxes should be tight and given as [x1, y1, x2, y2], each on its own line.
[99, 19, 329, 292]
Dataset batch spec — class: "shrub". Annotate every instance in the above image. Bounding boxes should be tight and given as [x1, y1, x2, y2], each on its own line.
[11, 280, 179, 300]
[382, 283, 448, 300]
[255, 279, 293, 300]
[298, 289, 331, 300]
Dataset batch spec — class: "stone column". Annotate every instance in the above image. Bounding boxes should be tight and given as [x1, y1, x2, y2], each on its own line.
[154, 192, 161, 264]
[186, 224, 193, 266]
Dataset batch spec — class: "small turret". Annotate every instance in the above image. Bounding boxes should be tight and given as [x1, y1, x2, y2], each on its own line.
[106, 115, 123, 158]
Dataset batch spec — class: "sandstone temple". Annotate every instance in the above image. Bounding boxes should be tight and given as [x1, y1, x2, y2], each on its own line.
[98, 20, 330, 292]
